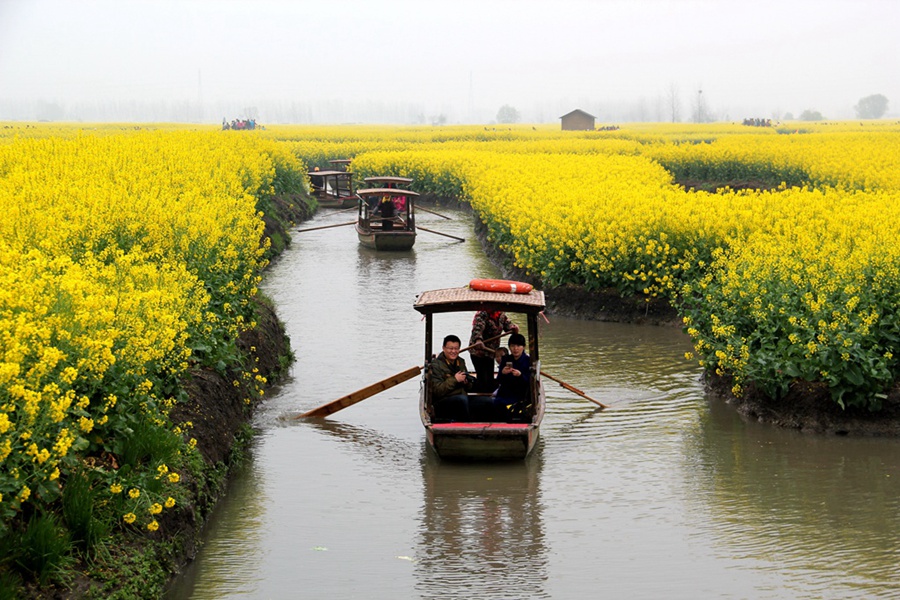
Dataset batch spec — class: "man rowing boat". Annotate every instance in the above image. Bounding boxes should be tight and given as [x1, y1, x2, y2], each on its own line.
[468, 310, 519, 393]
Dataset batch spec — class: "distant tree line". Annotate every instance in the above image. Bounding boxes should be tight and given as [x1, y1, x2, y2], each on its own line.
[0, 93, 890, 125]
[854, 94, 888, 119]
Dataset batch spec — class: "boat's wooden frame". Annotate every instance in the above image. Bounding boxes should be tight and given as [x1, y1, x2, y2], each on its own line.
[414, 286, 546, 460]
[328, 158, 352, 171]
[363, 175, 413, 188]
[356, 187, 419, 251]
[309, 169, 356, 209]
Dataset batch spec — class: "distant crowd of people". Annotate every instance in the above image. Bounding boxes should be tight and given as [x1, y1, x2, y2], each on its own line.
[742, 118, 772, 127]
[222, 118, 258, 130]
[596, 125, 620, 131]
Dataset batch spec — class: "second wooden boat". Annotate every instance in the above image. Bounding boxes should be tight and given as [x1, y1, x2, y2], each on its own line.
[356, 186, 419, 251]
[309, 169, 356, 209]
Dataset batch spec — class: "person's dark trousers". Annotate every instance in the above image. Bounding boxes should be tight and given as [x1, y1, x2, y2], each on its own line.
[434, 393, 470, 422]
[471, 354, 497, 393]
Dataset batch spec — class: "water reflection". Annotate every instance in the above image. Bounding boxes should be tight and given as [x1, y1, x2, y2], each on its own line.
[303, 418, 422, 472]
[167, 456, 268, 599]
[684, 398, 900, 598]
[303, 419, 551, 599]
[416, 453, 548, 600]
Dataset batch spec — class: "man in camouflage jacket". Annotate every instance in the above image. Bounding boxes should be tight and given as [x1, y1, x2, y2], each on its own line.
[468, 311, 518, 392]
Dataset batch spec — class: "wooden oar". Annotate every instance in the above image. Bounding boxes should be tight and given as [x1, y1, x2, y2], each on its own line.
[298, 366, 422, 418]
[417, 225, 465, 242]
[415, 205, 452, 220]
[540, 371, 609, 409]
[462, 330, 512, 354]
[294, 220, 356, 233]
[296, 332, 511, 419]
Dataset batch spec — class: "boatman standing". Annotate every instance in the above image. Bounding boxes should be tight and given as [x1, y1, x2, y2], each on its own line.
[468, 310, 519, 393]
[376, 195, 396, 230]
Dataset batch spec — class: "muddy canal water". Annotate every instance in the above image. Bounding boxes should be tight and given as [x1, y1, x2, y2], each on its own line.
[168, 207, 899, 599]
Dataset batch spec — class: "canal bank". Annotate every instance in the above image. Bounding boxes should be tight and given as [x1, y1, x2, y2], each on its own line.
[14, 194, 316, 600]
[153, 196, 316, 591]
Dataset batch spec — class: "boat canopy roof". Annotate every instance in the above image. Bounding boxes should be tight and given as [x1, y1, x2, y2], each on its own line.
[329, 158, 352, 164]
[357, 188, 419, 197]
[414, 286, 545, 315]
[364, 176, 413, 184]
[309, 169, 352, 177]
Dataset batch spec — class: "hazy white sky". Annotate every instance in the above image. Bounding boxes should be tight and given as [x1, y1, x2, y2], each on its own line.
[1, 0, 898, 122]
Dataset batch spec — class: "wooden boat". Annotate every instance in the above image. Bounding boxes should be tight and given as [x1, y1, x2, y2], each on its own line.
[414, 285, 547, 460]
[356, 186, 419, 251]
[308, 169, 356, 209]
[328, 158, 352, 171]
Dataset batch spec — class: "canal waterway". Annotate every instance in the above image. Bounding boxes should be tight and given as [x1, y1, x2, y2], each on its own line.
[168, 206, 900, 599]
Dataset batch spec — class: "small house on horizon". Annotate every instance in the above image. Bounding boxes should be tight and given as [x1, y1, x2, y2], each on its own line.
[559, 109, 596, 131]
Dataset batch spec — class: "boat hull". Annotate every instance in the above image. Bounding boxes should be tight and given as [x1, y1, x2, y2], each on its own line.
[356, 225, 416, 251]
[419, 382, 545, 461]
[425, 422, 539, 460]
[316, 193, 357, 209]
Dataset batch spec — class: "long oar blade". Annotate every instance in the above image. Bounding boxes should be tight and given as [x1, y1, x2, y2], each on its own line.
[415, 205, 452, 220]
[416, 225, 465, 242]
[540, 370, 609, 409]
[298, 365, 422, 418]
[294, 220, 356, 233]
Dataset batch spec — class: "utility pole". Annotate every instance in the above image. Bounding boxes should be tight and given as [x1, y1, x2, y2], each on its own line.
[197, 69, 203, 123]
[468, 71, 473, 123]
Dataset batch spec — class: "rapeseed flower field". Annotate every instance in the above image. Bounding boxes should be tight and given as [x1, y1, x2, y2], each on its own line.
[3, 119, 900, 589]
[274, 121, 900, 408]
[0, 126, 307, 577]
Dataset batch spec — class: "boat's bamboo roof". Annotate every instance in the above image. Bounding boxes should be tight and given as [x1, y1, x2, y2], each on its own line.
[357, 188, 419, 197]
[364, 176, 413, 184]
[414, 286, 545, 315]
[308, 170, 352, 177]
[329, 159, 352, 164]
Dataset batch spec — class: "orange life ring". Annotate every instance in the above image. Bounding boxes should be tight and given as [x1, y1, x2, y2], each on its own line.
[469, 278, 534, 294]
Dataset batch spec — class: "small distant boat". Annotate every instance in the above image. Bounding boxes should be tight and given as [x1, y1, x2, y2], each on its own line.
[309, 168, 356, 209]
[355, 184, 419, 251]
[328, 158, 352, 172]
[414, 284, 547, 460]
